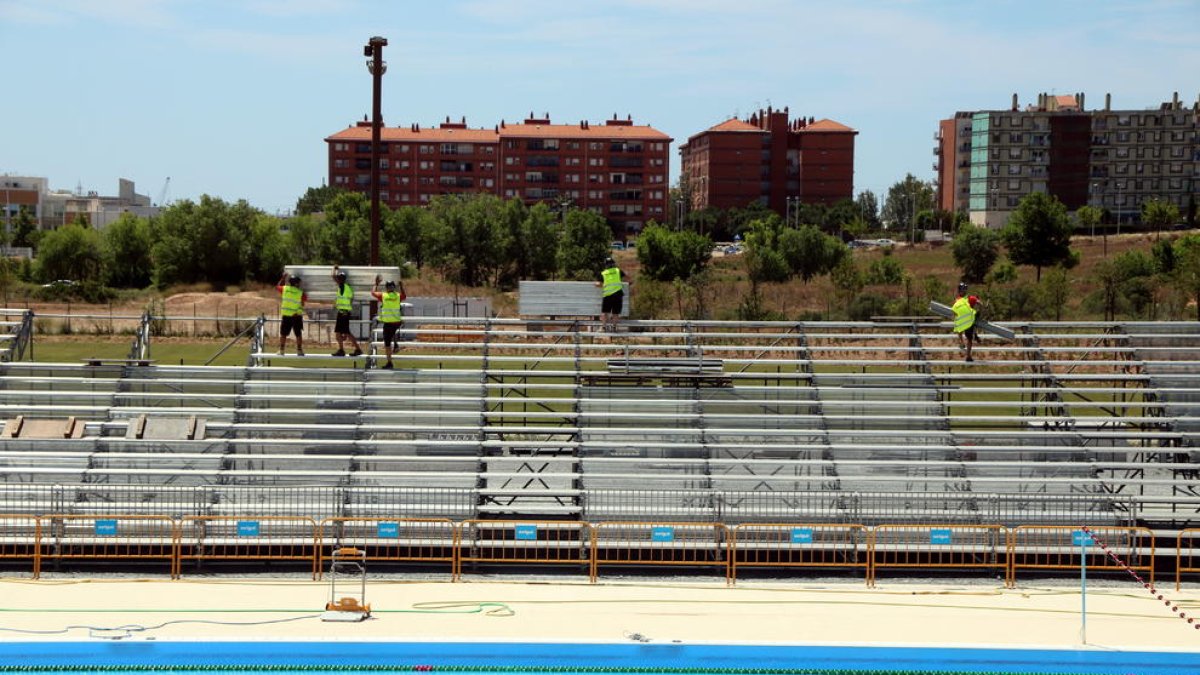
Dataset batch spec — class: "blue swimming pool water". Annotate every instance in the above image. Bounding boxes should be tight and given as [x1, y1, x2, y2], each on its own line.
[1, 641, 1199, 675]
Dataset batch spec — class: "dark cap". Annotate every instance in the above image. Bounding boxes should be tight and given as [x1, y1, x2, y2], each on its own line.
[289, 275, 302, 285]
[385, 280, 396, 291]
[605, 257, 615, 266]
[958, 282, 969, 293]
[335, 271, 347, 281]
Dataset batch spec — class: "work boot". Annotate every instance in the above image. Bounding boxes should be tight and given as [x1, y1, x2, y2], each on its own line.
[382, 362, 393, 370]
[296, 349, 305, 357]
[351, 348, 363, 357]
[332, 349, 346, 357]
[965, 356, 974, 363]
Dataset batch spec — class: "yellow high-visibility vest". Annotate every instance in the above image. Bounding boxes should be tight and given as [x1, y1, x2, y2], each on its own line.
[379, 291, 403, 323]
[280, 285, 304, 317]
[952, 296, 976, 333]
[335, 284, 353, 312]
[601, 267, 623, 297]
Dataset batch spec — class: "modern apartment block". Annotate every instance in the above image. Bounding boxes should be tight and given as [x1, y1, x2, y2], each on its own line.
[935, 92, 1199, 229]
[1, 175, 157, 231]
[679, 106, 857, 217]
[325, 114, 671, 237]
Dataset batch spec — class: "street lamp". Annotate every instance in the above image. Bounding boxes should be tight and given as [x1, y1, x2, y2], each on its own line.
[786, 196, 800, 227]
[1115, 179, 1123, 237]
[1091, 182, 1101, 236]
[363, 36, 388, 267]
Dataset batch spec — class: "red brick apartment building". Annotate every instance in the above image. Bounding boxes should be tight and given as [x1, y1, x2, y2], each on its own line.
[679, 106, 857, 216]
[326, 114, 671, 237]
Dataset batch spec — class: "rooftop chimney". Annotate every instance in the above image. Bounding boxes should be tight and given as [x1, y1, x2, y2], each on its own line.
[1105, 93, 1111, 111]
[1012, 93, 1018, 111]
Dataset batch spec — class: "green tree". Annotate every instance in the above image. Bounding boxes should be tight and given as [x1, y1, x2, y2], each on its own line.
[1033, 266, 1071, 320]
[36, 222, 105, 283]
[284, 214, 323, 264]
[881, 174, 935, 232]
[103, 213, 153, 288]
[866, 250, 906, 285]
[1087, 250, 1157, 320]
[319, 191, 371, 264]
[556, 209, 610, 280]
[951, 224, 1001, 283]
[383, 206, 428, 269]
[525, 203, 559, 280]
[1074, 205, 1104, 237]
[1171, 235, 1200, 321]
[1001, 192, 1078, 281]
[10, 206, 37, 248]
[778, 224, 847, 282]
[243, 215, 290, 284]
[636, 223, 712, 282]
[1142, 198, 1181, 239]
[294, 184, 344, 216]
[150, 195, 255, 288]
[854, 190, 881, 230]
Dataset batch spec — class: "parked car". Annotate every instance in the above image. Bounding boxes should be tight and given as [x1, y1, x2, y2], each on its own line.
[41, 279, 77, 289]
[875, 238, 896, 247]
[610, 241, 625, 250]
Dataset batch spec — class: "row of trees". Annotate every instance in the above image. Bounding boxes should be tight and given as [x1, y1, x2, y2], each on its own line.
[8, 191, 618, 292]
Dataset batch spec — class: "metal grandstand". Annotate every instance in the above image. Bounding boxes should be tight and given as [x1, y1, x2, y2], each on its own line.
[1, 313, 1198, 533]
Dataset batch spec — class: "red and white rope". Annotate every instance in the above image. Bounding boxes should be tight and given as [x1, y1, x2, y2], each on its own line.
[1081, 526, 1198, 630]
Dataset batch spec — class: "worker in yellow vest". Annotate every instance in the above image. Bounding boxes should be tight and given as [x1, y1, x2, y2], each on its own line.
[952, 282, 980, 363]
[594, 256, 629, 332]
[371, 275, 407, 370]
[276, 272, 308, 356]
[330, 265, 363, 357]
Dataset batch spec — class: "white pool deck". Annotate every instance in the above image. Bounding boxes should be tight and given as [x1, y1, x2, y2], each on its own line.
[0, 575, 1197, 651]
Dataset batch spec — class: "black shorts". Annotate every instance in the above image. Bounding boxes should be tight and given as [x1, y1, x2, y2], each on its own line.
[281, 314, 303, 337]
[961, 325, 977, 340]
[334, 311, 352, 335]
[382, 322, 401, 346]
[601, 291, 623, 315]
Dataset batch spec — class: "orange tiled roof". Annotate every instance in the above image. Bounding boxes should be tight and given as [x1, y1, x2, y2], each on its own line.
[501, 123, 670, 140]
[326, 126, 500, 143]
[706, 118, 765, 133]
[1053, 95, 1079, 109]
[326, 122, 670, 143]
[800, 119, 856, 133]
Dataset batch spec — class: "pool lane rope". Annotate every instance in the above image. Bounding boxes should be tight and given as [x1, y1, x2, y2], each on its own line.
[1080, 525, 1198, 631]
[0, 662, 1070, 667]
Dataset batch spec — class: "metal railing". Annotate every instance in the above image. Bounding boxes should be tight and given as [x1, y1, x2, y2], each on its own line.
[0, 515, 1191, 587]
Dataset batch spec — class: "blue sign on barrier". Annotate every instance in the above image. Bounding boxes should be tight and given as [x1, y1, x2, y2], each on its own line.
[377, 522, 399, 539]
[652, 527, 675, 542]
[94, 519, 117, 536]
[237, 521, 260, 537]
[1073, 530, 1094, 547]
[930, 528, 953, 545]
[791, 528, 814, 544]
[515, 525, 538, 541]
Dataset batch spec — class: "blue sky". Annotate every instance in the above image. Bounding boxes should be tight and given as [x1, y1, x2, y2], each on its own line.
[2, 0, 1197, 214]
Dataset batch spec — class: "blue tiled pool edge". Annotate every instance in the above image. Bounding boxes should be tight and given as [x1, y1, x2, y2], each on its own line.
[1, 642, 1199, 675]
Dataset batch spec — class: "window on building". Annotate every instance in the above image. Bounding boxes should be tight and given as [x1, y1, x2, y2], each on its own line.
[419, 161, 432, 170]
[420, 194, 430, 203]
[334, 159, 348, 168]
[419, 145, 433, 154]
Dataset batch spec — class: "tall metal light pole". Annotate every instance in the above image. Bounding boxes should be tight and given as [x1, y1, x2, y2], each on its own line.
[364, 36, 388, 267]
[1115, 179, 1123, 237]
